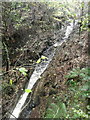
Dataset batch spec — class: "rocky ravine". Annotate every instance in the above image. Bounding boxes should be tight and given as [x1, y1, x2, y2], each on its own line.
[27, 29, 88, 118]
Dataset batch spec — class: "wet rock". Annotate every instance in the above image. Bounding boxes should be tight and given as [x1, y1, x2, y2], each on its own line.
[32, 96, 40, 107]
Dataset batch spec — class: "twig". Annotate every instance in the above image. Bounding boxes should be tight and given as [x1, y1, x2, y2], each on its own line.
[3, 42, 10, 71]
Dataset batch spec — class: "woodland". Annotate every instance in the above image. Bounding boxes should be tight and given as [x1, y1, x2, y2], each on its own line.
[1, 0, 90, 119]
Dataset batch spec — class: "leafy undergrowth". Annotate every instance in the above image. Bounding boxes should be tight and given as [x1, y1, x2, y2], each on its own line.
[1, 66, 34, 118]
[45, 101, 67, 118]
[44, 67, 90, 119]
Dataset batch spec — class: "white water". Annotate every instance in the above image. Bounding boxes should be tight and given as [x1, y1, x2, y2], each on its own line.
[10, 49, 55, 118]
[10, 20, 78, 119]
[53, 20, 78, 47]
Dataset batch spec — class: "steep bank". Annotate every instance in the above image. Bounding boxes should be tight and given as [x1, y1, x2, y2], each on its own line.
[2, 2, 89, 119]
[28, 29, 88, 118]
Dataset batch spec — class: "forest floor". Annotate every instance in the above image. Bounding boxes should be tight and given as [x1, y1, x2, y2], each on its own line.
[2, 26, 89, 119]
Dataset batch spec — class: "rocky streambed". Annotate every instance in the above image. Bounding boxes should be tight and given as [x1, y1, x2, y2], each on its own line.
[2, 1, 89, 119]
[9, 20, 83, 119]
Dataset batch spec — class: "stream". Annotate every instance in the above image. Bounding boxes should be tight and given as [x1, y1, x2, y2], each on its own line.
[10, 20, 78, 119]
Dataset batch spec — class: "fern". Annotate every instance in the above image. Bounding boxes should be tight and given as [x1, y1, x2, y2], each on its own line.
[65, 67, 90, 81]
[44, 102, 67, 118]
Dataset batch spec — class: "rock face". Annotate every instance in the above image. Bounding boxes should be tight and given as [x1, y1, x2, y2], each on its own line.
[28, 30, 88, 118]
